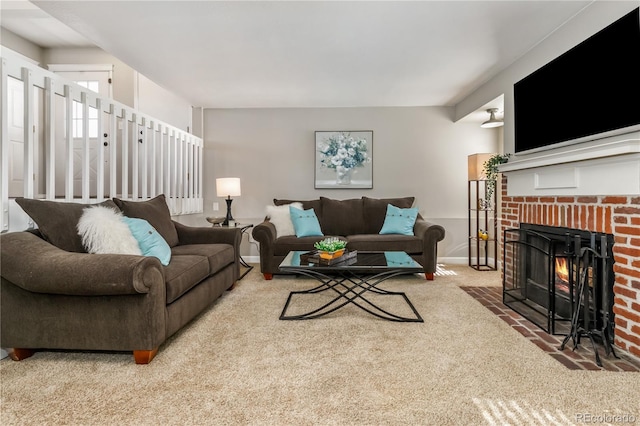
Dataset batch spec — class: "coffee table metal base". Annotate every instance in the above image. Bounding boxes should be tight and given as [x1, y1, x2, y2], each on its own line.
[279, 269, 423, 322]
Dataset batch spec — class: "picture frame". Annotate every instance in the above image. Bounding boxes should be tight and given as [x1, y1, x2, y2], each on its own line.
[314, 130, 373, 189]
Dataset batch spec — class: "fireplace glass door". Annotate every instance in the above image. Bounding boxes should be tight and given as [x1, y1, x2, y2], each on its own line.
[503, 228, 573, 334]
[503, 224, 615, 338]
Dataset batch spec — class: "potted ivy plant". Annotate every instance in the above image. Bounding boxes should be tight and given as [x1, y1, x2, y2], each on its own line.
[482, 153, 511, 206]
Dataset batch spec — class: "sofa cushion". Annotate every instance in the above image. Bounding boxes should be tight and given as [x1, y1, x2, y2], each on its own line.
[319, 197, 366, 236]
[346, 234, 423, 254]
[379, 204, 419, 236]
[171, 244, 235, 275]
[113, 194, 179, 247]
[164, 255, 210, 304]
[15, 197, 119, 253]
[274, 198, 322, 217]
[273, 235, 337, 256]
[362, 196, 415, 234]
[290, 206, 324, 237]
[123, 217, 172, 266]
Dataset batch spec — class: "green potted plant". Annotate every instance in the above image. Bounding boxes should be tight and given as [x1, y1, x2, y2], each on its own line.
[314, 237, 348, 259]
[482, 153, 511, 205]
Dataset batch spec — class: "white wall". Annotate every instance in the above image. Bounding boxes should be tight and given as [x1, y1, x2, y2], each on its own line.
[203, 106, 498, 261]
[40, 47, 192, 131]
[135, 73, 192, 132]
[0, 28, 44, 64]
[43, 47, 136, 108]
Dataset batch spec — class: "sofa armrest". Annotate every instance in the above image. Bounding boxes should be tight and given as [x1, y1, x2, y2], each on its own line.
[251, 220, 278, 276]
[414, 218, 446, 246]
[0, 231, 163, 296]
[173, 221, 241, 247]
[414, 218, 446, 272]
[251, 220, 277, 245]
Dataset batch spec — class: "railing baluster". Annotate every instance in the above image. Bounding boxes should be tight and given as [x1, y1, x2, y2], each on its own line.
[186, 137, 191, 212]
[198, 140, 203, 212]
[81, 91, 90, 202]
[164, 129, 171, 208]
[109, 104, 117, 198]
[21, 68, 34, 199]
[64, 85, 73, 200]
[131, 114, 139, 200]
[177, 133, 184, 213]
[141, 117, 148, 200]
[44, 77, 55, 200]
[191, 138, 198, 212]
[1, 58, 9, 232]
[170, 129, 177, 212]
[121, 108, 129, 199]
[150, 120, 156, 196]
[96, 98, 104, 201]
[158, 125, 165, 195]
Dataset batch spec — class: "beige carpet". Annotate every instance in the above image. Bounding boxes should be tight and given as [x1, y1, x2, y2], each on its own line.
[1, 264, 639, 425]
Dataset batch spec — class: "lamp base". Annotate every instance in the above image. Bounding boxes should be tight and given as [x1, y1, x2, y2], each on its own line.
[223, 197, 234, 226]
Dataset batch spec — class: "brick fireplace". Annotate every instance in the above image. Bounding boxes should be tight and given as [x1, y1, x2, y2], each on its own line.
[499, 136, 640, 359]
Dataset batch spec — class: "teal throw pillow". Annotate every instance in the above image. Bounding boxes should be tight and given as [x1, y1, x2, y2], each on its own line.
[123, 217, 172, 266]
[290, 206, 324, 238]
[379, 204, 418, 236]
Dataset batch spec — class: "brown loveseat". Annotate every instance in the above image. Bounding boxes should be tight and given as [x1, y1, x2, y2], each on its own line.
[0, 195, 240, 364]
[252, 196, 445, 280]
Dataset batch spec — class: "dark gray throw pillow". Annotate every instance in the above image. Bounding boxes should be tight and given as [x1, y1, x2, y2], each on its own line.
[15, 198, 119, 253]
[319, 197, 366, 236]
[274, 198, 323, 217]
[112, 194, 179, 247]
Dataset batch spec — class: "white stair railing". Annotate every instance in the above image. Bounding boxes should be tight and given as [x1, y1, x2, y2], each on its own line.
[0, 49, 203, 233]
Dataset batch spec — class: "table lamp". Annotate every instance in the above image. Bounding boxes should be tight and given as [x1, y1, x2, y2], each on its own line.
[216, 177, 241, 226]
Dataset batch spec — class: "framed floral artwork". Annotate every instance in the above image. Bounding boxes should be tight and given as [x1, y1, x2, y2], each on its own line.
[315, 131, 373, 189]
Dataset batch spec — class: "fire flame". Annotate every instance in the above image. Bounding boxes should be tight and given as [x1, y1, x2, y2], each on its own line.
[556, 258, 569, 283]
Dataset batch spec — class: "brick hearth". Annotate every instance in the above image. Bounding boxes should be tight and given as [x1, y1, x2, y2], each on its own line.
[500, 176, 640, 359]
[461, 286, 640, 371]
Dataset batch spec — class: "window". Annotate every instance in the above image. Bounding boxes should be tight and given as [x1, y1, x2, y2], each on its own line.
[73, 80, 100, 138]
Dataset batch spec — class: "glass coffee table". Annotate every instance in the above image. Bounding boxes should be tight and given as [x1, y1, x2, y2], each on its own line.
[278, 251, 424, 322]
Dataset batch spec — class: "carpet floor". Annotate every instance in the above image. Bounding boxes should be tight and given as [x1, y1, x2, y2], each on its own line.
[1, 264, 639, 425]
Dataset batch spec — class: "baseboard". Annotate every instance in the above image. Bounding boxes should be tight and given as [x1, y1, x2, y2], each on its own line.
[438, 257, 468, 265]
[244, 255, 260, 264]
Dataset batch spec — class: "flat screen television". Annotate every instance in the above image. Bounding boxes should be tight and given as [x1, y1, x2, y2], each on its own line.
[514, 7, 640, 154]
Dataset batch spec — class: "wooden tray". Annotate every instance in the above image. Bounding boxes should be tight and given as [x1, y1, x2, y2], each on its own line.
[300, 250, 358, 266]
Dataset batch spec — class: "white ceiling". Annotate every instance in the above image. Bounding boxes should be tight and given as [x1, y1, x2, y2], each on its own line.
[2, 0, 593, 114]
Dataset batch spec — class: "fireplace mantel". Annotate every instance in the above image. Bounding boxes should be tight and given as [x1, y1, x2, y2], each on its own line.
[499, 133, 640, 197]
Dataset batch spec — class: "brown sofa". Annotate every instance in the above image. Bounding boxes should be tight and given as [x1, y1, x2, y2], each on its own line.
[0, 195, 241, 364]
[252, 196, 445, 280]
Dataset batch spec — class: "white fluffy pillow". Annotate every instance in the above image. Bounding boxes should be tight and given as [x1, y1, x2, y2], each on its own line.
[266, 202, 303, 237]
[77, 206, 142, 255]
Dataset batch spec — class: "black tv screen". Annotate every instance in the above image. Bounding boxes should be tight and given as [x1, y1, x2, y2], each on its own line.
[514, 7, 640, 153]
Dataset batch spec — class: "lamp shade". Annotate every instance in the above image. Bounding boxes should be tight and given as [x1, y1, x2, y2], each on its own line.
[468, 153, 495, 180]
[216, 177, 241, 197]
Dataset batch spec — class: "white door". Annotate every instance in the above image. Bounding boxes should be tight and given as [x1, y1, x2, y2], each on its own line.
[52, 70, 112, 197]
